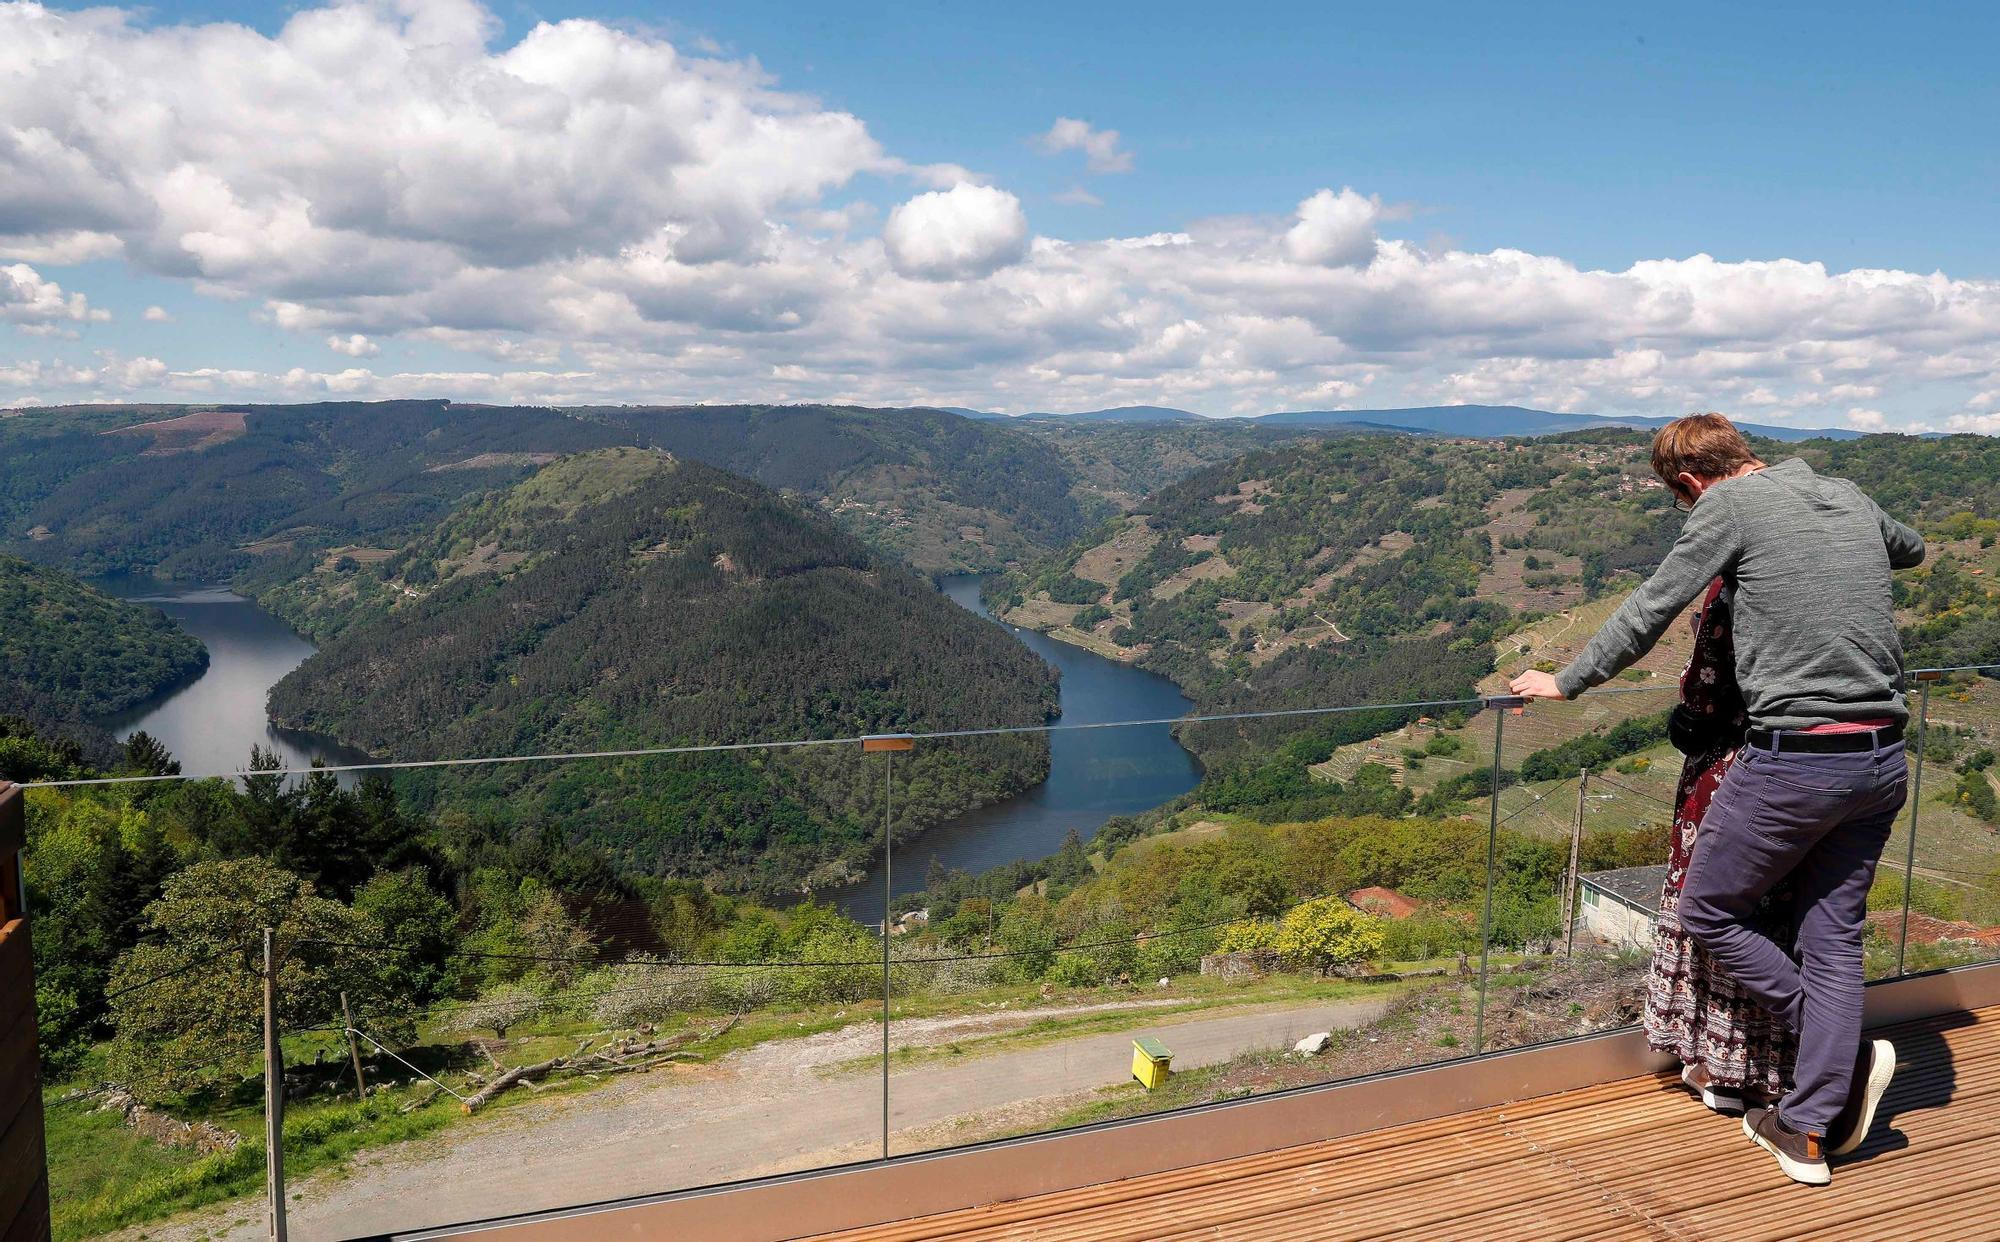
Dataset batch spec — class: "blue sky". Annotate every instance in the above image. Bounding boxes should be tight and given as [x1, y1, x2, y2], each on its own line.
[99, 0, 2000, 275]
[3, 0, 1998, 429]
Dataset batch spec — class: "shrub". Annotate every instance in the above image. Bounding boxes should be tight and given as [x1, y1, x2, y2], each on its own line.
[1216, 919, 1281, 954]
[1274, 898, 1384, 975]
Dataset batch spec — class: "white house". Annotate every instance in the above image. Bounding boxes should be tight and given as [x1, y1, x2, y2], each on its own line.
[1577, 864, 1668, 949]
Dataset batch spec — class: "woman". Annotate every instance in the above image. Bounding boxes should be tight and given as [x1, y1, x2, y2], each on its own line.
[1643, 576, 1797, 1112]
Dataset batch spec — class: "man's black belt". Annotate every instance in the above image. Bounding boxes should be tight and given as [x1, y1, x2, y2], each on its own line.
[1746, 725, 1904, 754]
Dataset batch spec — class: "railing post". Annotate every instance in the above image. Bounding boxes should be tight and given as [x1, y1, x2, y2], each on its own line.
[263, 927, 288, 1242]
[1896, 674, 1938, 976]
[862, 734, 913, 1161]
[1562, 768, 1588, 957]
[1474, 697, 1521, 1054]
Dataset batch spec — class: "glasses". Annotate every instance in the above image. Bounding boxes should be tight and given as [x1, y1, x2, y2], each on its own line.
[1672, 493, 1694, 513]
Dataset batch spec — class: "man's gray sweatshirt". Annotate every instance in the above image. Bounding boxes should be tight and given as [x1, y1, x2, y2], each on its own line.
[1554, 457, 1926, 730]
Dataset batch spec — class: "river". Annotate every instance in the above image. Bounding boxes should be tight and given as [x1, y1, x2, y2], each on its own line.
[96, 580, 374, 780]
[99, 575, 1201, 922]
[821, 575, 1201, 924]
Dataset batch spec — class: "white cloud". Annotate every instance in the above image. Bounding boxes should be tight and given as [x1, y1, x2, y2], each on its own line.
[1052, 185, 1103, 207]
[0, 0, 890, 280]
[1284, 188, 1382, 268]
[0, 2, 1996, 431]
[1034, 117, 1133, 174]
[327, 333, 381, 357]
[1845, 407, 1888, 431]
[142, 305, 172, 322]
[882, 183, 1030, 281]
[1, 262, 105, 325]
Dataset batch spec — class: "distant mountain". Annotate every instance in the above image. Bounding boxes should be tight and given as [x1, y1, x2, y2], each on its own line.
[1018, 406, 1208, 424]
[0, 400, 629, 581]
[270, 448, 1059, 892]
[572, 403, 1092, 573]
[1249, 404, 1862, 442]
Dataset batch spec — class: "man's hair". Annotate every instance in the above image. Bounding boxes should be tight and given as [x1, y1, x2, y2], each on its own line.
[1651, 412, 1758, 484]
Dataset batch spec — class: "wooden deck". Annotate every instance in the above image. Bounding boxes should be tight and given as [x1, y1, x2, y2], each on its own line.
[806, 1005, 2000, 1241]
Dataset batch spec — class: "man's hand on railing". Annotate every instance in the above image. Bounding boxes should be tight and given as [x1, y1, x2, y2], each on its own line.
[1508, 670, 1567, 701]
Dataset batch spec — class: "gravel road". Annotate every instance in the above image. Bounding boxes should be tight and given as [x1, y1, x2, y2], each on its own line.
[114, 993, 1388, 1241]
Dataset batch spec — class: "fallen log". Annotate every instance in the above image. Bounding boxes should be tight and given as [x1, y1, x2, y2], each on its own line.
[462, 1057, 565, 1113]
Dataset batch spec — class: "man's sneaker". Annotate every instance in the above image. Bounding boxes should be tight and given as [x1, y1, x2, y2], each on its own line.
[1828, 1038, 1897, 1158]
[1681, 1063, 1745, 1114]
[1743, 1105, 1830, 1186]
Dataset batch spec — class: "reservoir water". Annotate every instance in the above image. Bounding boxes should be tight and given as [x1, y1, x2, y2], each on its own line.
[96, 581, 374, 780]
[99, 575, 1201, 921]
[823, 575, 1202, 924]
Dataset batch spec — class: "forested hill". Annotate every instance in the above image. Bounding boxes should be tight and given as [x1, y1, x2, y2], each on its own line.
[1, 400, 1328, 585]
[0, 400, 631, 581]
[0, 554, 207, 716]
[571, 403, 1092, 573]
[996, 430, 2000, 766]
[0, 555, 208, 762]
[267, 448, 1060, 892]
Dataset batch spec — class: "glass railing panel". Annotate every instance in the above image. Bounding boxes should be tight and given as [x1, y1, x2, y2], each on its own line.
[1466, 690, 1678, 1059]
[1892, 670, 2000, 976]
[24, 744, 888, 1240]
[23, 671, 1996, 1235]
[883, 704, 1515, 1156]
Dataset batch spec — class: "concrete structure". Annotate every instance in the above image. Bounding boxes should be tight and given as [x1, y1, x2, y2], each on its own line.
[1577, 864, 1668, 949]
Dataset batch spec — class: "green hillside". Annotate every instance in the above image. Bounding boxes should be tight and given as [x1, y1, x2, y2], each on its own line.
[573, 404, 1093, 573]
[0, 554, 207, 717]
[995, 429, 2000, 781]
[267, 448, 1060, 892]
[0, 400, 631, 582]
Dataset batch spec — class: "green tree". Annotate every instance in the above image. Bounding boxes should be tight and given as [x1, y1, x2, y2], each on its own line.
[121, 731, 181, 778]
[351, 868, 460, 1006]
[518, 889, 598, 991]
[1274, 897, 1384, 975]
[106, 858, 401, 1100]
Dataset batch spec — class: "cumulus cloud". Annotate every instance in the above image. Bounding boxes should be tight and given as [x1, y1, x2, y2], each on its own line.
[1, 262, 105, 325]
[1034, 118, 1133, 174]
[1052, 186, 1103, 207]
[142, 305, 172, 322]
[2, 2, 1998, 430]
[327, 333, 381, 357]
[1845, 407, 1888, 431]
[0, 0, 889, 281]
[882, 183, 1030, 281]
[1284, 188, 1382, 268]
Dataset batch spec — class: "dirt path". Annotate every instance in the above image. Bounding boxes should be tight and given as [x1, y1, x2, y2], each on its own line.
[117, 993, 1389, 1241]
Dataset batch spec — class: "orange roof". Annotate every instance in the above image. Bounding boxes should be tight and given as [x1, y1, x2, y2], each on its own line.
[1346, 886, 1421, 919]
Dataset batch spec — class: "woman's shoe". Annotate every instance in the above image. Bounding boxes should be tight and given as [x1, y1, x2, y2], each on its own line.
[1683, 1063, 1746, 1114]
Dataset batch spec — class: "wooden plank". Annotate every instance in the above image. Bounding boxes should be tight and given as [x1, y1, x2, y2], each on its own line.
[806, 1004, 2000, 1242]
[0, 780, 46, 1242]
[0, 1004, 42, 1138]
[0, 1176, 50, 1242]
[0, 1101, 46, 1240]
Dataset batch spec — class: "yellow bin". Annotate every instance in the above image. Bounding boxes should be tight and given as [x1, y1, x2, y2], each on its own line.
[1131, 1037, 1173, 1089]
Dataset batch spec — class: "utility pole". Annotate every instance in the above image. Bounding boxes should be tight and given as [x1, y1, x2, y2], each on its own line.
[1562, 769, 1589, 957]
[263, 928, 288, 1242]
[340, 991, 367, 1103]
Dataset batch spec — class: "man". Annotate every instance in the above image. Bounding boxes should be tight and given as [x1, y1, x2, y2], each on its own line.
[1510, 413, 1925, 1185]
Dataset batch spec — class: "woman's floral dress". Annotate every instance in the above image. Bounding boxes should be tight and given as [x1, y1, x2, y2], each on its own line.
[1642, 578, 1797, 1094]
